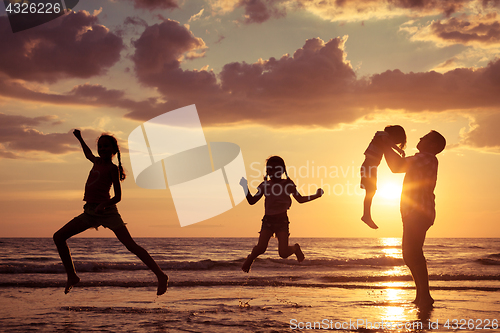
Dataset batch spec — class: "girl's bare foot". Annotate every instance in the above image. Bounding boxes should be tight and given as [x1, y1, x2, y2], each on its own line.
[361, 215, 378, 229]
[157, 274, 169, 296]
[295, 244, 305, 262]
[242, 256, 253, 273]
[65, 275, 80, 294]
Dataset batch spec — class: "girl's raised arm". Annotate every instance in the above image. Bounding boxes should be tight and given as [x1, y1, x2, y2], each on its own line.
[292, 188, 323, 204]
[73, 129, 96, 163]
[239, 177, 264, 205]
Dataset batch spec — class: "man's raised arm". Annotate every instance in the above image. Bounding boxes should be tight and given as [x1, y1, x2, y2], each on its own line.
[384, 147, 407, 173]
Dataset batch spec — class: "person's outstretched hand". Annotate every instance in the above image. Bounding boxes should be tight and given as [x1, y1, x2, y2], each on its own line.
[73, 129, 82, 139]
[239, 177, 248, 188]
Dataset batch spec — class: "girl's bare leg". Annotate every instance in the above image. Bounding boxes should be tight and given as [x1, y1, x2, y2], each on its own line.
[276, 231, 304, 262]
[53, 218, 91, 294]
[242, 230, 273, 272]
[113, 226, 168, 295]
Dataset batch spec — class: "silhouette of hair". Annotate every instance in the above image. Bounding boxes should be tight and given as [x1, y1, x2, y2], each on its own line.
[429, 130, 446, 154]
[384, 125, 407, 150]
[99, 134, 126, 181]
[265, 155, 289, 180]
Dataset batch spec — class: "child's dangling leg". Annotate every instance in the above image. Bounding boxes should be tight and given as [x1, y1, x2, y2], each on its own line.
[360, 162, 379, 229]
[361, 188, 378, 229]
[242, 230, 273, 273]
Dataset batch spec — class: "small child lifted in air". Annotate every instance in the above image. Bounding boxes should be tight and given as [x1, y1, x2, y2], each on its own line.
[239, 156, 323, 273]
[360, 125, 406, 229]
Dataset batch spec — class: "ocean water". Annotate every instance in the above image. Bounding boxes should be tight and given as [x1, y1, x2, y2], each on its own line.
[1, 238, 499, 332]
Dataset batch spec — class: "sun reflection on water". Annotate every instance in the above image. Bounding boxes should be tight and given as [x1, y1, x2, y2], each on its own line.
[377, 239, 415, 324]
[378, 284, 417, 328]
[380, 238, 402, 259]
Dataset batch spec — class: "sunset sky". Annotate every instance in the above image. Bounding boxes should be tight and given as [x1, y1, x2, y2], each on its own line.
[1, 0, 499, 238]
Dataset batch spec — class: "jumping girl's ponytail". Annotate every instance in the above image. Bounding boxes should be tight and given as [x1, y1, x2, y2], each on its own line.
[100, 134, 126, 181]
[117, 150, 126, 181]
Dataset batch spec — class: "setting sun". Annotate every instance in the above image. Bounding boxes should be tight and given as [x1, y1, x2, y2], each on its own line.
[377, 182, 402, 200]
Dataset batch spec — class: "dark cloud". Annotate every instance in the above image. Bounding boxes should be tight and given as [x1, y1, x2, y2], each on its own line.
[211, 37, 364, 125]
[238, 0, 286, 24]
[69, 84, 126, 103]
[2, 17, 500, 152]
[430, 15, 500, 45]
[124, 16, 149, 28]
[130, 18, 220, 111]
[3, 16, 500, 132]
[362, 58, 500, 112]
[0, 11, 123, 83]
[388, 0, 469, 16]
[11, 16, 487, 131]
[220, 37, 356, 99]
[127, 20, 500, 150]
[132, 19, 207, 76]
[0, 151, 19, 159]
[130, 21, 362, 125]
[0, 76, 172, 120]
[0, 19, 360, 126]
[481, 0, 500, 8]
[0, 113, 76, 158]
[130, 0, 179, 10]
[0, 112, 109, 159]
[223, 0, 500, 24]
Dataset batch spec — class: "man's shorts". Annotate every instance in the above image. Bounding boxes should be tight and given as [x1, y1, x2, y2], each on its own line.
[74, 203, 126, 231]
[260, 212, 290, 237]
[402, 212, 434, 231]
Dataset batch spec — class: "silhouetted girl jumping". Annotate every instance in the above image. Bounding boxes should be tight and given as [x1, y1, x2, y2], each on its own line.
[53, 130, 168, 295]
[240, 156, 323, 272]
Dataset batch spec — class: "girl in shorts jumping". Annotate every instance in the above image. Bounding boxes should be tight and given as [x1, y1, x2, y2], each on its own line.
[53, 129, 168, 295]
[239, 156, 323, 273]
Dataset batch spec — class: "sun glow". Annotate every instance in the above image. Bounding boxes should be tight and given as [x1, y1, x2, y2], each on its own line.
[377, 181, 402, 200]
